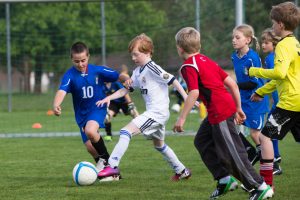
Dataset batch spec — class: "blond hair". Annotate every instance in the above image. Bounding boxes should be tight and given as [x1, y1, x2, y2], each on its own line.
[233, 24, 260, 52]
[270, 2, 300, 31]
[261, 28, 281, 47]
[128, 33, 154, 55]
[175, 27, 201, 54]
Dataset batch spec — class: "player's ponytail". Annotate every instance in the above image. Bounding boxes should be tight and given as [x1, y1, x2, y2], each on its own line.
[252, 35, 260, 52]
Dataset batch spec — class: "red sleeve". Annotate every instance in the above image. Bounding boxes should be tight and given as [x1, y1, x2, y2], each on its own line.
[219, 67, 228, 81]
[181, 66, 199, 91]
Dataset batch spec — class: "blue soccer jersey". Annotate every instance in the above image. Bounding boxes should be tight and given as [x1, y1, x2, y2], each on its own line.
[232, 48, 269, 115]
[103, 81, 126, 103]
[59, 64, 119, 126]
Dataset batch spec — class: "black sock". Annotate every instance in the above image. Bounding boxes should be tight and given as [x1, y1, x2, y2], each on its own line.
[105, 122, 112, 136]
[92, 137, 110, 161]
[94, 156, 100, 163]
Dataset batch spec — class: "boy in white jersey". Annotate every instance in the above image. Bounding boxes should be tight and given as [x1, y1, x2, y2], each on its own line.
[96, 33, 191, 181]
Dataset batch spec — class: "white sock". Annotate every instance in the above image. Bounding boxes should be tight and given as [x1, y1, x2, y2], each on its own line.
[155, 144, 185, 174]
[108, 130, 131, 167]
[219, 176, 231, 184]
[258, 182, 268, 191]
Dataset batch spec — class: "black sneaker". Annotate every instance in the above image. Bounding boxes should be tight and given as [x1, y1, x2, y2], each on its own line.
[273, 161, 283, 175]
[210, 177, 238, 199]
[249, 185, 273, 200]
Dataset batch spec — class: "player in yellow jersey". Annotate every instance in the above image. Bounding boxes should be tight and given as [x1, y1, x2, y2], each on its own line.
[245, 2, 300, 194]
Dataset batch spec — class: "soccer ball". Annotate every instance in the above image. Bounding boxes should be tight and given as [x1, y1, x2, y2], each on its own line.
[72, 161, 98, 186]
[171, 104, 181, 113]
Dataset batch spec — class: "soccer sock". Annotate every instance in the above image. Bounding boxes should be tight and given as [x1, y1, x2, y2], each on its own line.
[105, 122, 112, 136]
[272, 139, 280, 159]
[155, 144, 185, 174]
[91, 137, 110, 161]
[260, 159, 273, 186]
[108, 130, 131, 168]
[219, 175, 231, 184]
[94, 157, 100, 163]
[258, 182, 268, 191]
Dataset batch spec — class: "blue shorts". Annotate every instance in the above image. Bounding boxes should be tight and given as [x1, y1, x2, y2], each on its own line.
[78, 109, 106, 143]
[243, 114, 265, 130]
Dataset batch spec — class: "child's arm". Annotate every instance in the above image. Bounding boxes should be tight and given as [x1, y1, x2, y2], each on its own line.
[53, 90, 67, 116]
[224, 76, 246, 125]
[251, 80, 277, 102]
[96, 88, 128, 107]
[173, 89, 199, 133]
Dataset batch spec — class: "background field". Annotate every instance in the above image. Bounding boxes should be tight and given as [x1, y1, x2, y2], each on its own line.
[1, 93, 300, 199]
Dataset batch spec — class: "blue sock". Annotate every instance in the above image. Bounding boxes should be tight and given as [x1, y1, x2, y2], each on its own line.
[272, 139, 280, 158]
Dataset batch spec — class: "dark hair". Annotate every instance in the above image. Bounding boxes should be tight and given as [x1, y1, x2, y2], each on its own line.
[270, 2, 300, 31]
[261, 28, 281, 46]
[70, 42, 89, 58]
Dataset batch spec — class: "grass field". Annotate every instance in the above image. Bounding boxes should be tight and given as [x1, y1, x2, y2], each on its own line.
[1, 93, 300, 199]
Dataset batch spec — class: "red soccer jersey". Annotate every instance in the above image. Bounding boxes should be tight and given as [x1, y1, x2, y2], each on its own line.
[180, 53, 236, 124]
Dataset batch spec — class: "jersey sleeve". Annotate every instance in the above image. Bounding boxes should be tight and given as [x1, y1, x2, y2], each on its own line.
[115, 81, 124, 89]
[180, 66, 199, 91]
[59, 71, 72, 93]
[249, 42, 290, 79]
[149, 65, 175, 85]
[98, 66, 119, 82]
[255, 79, 277, 96]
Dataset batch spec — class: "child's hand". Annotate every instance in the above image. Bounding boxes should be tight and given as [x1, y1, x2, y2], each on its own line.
[96, 97, 111, 108]
[173, 117, 186, 133]
[194, 101, 200, 108]
[53, 105, 62, 116]
[250, 92, 263, 102]
[234, 108, 246, 125]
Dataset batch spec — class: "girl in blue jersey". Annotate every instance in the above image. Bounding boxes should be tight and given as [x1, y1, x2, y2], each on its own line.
[53, 42, 120, 172]
[232, 24, 269, 166]
[261, 28, 282, 175]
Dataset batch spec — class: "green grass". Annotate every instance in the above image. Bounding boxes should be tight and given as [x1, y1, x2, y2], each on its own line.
[0, 134, 300, 200]
[1, 93, 300, 199]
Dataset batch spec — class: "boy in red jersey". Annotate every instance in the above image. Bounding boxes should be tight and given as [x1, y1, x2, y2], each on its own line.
[173, 27, 273, 200]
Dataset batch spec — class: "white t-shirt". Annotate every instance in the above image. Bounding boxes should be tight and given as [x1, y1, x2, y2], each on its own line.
[131, 61, 175, 124]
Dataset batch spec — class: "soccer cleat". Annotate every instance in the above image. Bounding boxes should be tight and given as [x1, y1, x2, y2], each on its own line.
[273, 161, 283, 175]
[274, 156, 281, 163]
[210, 176, 238, 199]
[249, 185, 274, 200]
[104, 135, 112, 142]
[241, 184, 255, 193]
[95, 158, 107, 173]
[171, 168, 191, 181]
[98, 165, 120, 179]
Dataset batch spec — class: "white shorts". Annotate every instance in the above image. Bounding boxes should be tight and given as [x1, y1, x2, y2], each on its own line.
[132, 114, 165, 140]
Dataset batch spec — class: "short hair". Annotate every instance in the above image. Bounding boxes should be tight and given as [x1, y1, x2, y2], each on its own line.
[261, 28, 281, 46]
[70, 42, 89, 58]
[128, 33, 154, 55]
[233, 24, 260, 51]
[270, 2, 300, 31]
[175, 27, 201, 54]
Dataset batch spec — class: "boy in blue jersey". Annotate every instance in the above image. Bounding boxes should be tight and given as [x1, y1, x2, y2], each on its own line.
[261, 28, 282, 175]
[103, 81, 138, 141]
[53, 42, 120, 172]
[232, 24, 269, 166]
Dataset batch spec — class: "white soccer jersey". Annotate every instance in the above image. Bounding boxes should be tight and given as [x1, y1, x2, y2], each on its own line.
[131, 61, 175, 124]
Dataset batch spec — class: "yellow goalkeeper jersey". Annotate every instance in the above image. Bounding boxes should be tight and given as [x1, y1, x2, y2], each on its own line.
[249, 35, 300, 111]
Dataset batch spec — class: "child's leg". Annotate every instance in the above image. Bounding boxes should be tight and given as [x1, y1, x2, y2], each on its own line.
[108, 122, 139, 167]
[85, 120, 110, 161]
[153, 139, 185, 174]
[259, 134, 274, 186]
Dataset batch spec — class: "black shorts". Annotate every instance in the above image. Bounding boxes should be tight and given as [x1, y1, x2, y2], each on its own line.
[262, 107, 300, 142]
[109, 101, 130, 116]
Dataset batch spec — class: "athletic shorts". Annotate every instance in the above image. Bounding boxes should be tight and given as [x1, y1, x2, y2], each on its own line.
[78, 109, 106, 143]
[109, 101, 130, 116]
[132, 114, 165, 140]
[262, 107, 300, 142]
[243, 113, 265, 130]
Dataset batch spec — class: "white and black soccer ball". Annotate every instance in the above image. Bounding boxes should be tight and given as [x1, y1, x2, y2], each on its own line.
[72, 161, 98, 186]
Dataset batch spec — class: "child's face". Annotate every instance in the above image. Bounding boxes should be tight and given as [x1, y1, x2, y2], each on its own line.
[261, 40, 274, 53]
[71, 51, 89, 73]
[232, 30, 251, 50]
[130, 45, 151, 66]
